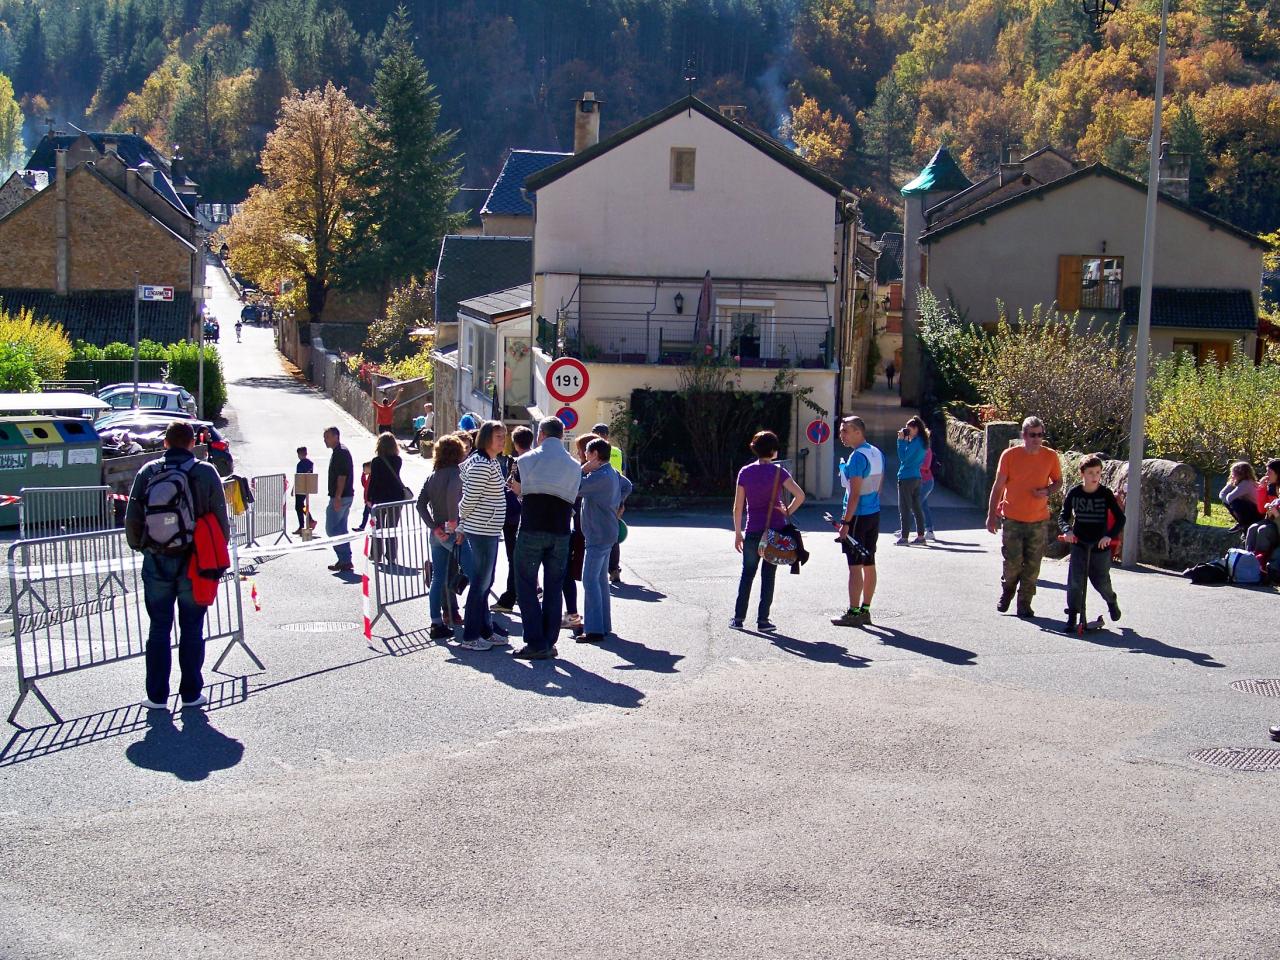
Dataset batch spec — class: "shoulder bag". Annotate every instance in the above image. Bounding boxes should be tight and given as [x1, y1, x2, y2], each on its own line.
[758, 466, 799, 567]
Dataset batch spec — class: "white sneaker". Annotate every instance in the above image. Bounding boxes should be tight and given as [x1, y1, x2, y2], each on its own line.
[140, 698, 168, 710]
[180, 694, 208, 708]
[926, 529, 938, 542]
[457, 637, 495, 651]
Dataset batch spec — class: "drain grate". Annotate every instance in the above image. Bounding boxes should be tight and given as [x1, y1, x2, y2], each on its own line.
[1191, 747, 1280, 772]
[1230, 679, 1280, 698]
[280, 620, 362, 633]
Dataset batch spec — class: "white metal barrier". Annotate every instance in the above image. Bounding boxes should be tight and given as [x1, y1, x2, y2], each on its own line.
[366, 498, 431, 637]
[18, 485, 116, 540]
[6, 529, 259, 727]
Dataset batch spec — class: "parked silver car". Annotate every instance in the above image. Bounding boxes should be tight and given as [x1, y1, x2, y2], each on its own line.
[96, 383, 197, 415]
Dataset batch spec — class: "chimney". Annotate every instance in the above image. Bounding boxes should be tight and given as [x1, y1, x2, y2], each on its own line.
[1158, 141, 1190, 202]
[573, 91, 601, 153]
[55, 149, 68, 295]
[136, 161, 156, 189]
[171, 152, 186, 183]
[718, 104, 746, 122]
[998, 143, 1024, 185]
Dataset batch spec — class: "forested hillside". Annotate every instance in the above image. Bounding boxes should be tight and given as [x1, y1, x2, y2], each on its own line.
[1, 0, 1278, 234]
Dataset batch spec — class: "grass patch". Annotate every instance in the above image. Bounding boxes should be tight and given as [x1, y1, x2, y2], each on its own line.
[1196, 503, 1236, 529]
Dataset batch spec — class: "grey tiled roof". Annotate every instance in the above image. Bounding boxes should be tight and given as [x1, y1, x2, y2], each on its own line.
[877, 232, 904, 284]
[25, 133, 192, 216]
[482, 151, 570, 217]
[0, 289, 194, 345]
[1121, 287, 1257, 330]
[433, 236, 532, 324]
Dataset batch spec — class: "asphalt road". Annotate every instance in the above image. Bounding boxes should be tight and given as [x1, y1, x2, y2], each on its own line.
[1, 277, 1278, 958]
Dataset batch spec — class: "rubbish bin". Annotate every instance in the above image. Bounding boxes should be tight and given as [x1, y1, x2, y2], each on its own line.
[0, 416, 104, 528]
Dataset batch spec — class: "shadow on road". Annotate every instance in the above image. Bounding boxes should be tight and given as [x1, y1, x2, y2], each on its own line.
[1074, 625, 1225, 668]
[610, 581, 668, 602]
[230, 375, 315, 395]
[125, 709, 245, 781]
[600, 634, 684, 673]
[441, 637, 645, 708]
[0, 677, 247, 767]
[863, 624, 978, 665]
[743, 629, 872, 668]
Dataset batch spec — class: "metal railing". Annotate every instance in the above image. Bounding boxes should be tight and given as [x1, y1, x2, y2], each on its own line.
[6, 529, 258, 727]
[366, 498, 431, 639]
[248, 473, 290, 547]
[19, 486, 117, 540]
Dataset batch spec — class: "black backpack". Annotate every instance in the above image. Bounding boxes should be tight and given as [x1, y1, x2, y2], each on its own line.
[141, 459, 198, 556]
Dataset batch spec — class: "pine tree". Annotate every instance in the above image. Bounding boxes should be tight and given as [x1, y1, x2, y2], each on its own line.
[341, 7, 462, 294]
[1169, 101, 1208, 205]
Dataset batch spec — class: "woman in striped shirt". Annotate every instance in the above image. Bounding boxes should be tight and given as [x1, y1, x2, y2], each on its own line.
[458, 420, 508, 650]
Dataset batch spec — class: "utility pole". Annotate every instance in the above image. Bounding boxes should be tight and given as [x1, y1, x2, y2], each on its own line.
[131, 270, 141, 409]
[1121, 0, 1170, 569]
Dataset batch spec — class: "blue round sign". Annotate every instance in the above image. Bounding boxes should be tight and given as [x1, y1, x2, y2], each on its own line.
[806, 419, 831, 445]
[556, 406, 579, 430]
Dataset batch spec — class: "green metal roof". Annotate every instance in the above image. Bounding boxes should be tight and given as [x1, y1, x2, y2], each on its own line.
[901, 147, 972, 197]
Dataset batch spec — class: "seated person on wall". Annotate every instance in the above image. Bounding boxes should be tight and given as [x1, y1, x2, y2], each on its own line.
[1219, 460, 1263, 532]
[1243, 458, 1280, 559]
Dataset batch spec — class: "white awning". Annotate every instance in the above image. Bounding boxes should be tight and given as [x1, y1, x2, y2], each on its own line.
[0, 392, 111, 413]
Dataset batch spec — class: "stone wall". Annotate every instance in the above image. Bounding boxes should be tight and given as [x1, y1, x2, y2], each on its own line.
[309, 333, 424, 434]
[930, 413, 1020, 507]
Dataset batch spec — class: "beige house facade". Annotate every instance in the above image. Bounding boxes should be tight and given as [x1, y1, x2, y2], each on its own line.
[914, 159, 1266, 369]
[524, 95, 861, 498]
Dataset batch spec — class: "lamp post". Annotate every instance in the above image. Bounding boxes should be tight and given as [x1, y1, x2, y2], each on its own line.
[193, 284, 212, 420]
[1085, 0, 1169, 568]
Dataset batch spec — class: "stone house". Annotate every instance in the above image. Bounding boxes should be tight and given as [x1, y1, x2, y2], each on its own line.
[898, 145, 1268, 403]
[0, 132, 205, 345]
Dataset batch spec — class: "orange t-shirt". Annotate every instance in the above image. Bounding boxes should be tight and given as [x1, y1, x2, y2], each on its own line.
[997, 445, 1062, 523]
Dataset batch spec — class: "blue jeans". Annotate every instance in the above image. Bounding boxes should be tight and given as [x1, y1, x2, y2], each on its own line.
[461, 533, 500, 641]
[428, 536, 455, 625]
[515, 530, 570, 652]
[582, 543, 612, 636]
[326, 496, 353, 564]
[734, 532, 776, 623]
[141, 552, 208, 703]
[920, 478, 935, 532]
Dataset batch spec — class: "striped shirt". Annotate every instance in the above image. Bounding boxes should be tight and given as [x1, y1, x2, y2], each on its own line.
[458, 451, 507, 536]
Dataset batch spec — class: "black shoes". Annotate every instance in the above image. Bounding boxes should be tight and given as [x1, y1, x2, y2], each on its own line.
[1270, 724, 1280, 742]
[997, 589, 1015, 613]
[429, 623, 453, 640]
[327, 562, 354, 572]
[757, 620, 777, 632]
[1016, 606, 1034, 619]
[577, 633, 606, 644]
[1064, 611, 1078, 633]
[1107, 600, 1122, 622]
[513, 645, 557, 660]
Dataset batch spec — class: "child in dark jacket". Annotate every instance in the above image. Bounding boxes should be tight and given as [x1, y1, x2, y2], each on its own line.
[1058, 454, 1126, 633]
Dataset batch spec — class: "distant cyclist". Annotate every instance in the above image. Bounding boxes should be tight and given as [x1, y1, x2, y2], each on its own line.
[235, 320, 243, 342]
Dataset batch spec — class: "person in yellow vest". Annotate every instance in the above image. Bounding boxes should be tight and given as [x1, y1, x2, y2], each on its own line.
[592, 423, 625, 583]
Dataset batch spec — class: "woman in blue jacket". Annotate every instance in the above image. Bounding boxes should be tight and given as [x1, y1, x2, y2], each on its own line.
[895, 416, 929, 545]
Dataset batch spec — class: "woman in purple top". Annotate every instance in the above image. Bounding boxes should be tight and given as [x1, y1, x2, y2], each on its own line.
[731, 430, 805, 631]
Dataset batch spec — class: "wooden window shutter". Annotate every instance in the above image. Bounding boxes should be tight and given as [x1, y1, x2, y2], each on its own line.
[1057, 255, 1082, 311]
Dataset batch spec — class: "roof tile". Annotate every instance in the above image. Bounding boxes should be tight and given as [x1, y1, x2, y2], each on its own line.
[0, 289, 193, 345]
[1121, 287, 1256, 330]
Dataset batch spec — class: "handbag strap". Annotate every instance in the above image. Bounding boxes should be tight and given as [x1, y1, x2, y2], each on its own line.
[763, 464, 783, 532]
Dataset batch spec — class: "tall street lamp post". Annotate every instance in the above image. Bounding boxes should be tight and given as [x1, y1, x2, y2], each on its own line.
[1084, 0, 1170, 568]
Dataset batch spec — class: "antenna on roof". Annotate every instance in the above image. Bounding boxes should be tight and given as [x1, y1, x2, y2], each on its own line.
[684, 59, 697, 115]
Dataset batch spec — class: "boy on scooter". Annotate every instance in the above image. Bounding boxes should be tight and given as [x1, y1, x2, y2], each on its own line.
[1058, 454, 1125, 634]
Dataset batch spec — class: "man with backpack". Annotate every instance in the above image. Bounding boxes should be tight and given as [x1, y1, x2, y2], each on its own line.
[125, 421, 231, 710]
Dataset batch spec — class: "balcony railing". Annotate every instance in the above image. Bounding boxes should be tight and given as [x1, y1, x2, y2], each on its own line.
[537, 313, 834, 369]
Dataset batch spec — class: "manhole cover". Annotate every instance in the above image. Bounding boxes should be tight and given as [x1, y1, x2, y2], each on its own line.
[1190, 747, 1280, 772]
[280, 620, 362, 633]
[1230, 679, 1280, 698]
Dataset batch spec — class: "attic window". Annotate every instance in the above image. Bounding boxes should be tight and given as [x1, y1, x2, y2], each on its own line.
[670, 148, 696, 190]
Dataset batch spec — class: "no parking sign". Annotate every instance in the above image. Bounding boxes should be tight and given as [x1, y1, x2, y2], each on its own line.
[806, 419, 831, 445]
[556, 406, 579, 430]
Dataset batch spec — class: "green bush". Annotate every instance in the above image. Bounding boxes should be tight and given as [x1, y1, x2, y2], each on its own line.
[166, 341, 227, 420]
[0, 305, 72, 381]
[1147, 353, 1280, 508]
[0, 342, 40, 392]
[69, 339, 227, 419]
[916, 289, 984, 406]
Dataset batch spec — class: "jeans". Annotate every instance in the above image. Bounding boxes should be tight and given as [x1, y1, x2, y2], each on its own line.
[1066, 541, 1117, 613]
[1001, 519, 1048, 608]
[141, 552, 208, 703]
[582, 543, 613, 635]
[609, 542, 621, 575]
[734, 532, 777, 623]
[326, 496, 353, 564]
[1227, 498, 1263, 528]
[515, 530, 570, 652]
[428, 536, 455, 625]
[496, 520, 519, 606]
[919, 478, 935, 532]
[898, 477, 925, 537]
[461, 533, 500, 641]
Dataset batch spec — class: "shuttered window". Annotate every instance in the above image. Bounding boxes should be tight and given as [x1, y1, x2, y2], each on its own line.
[1058, 255, 1123, 311]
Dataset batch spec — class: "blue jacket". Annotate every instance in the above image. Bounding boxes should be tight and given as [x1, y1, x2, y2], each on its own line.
[579, 464, 633, 546]
[896, 436, 927, 480]
[516, 437, 581, 505]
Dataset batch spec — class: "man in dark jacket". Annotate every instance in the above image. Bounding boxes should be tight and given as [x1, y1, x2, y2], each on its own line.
[125, 421, 230, 710]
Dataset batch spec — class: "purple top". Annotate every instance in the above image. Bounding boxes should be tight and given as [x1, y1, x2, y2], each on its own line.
[920, 447, 934, 482]
[737, 462, 791, 534]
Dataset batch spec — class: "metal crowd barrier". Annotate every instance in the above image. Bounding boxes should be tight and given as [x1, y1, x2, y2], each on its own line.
[248, 473, 290, 547]
[18, 485, 116, 540]
[6, 529, 260, 727]
[366, 498, 431, 636]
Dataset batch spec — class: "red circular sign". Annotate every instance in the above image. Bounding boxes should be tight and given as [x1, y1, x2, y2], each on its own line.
[555, 406, 579, 430]
[546, 357, 590, 403]
[806, 419, 831, 445]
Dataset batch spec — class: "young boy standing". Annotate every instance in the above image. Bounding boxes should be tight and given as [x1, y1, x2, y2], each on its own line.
[1058, 454, 1125, 633]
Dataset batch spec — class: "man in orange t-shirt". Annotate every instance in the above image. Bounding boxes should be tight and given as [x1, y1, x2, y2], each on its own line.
[986, 416, 1062, 618]
[372, 386, 402, 433]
